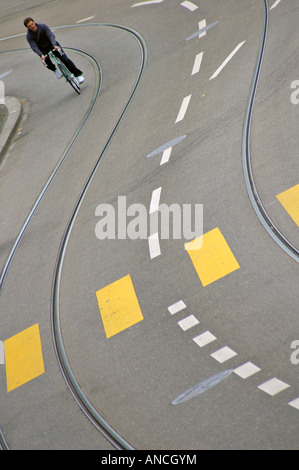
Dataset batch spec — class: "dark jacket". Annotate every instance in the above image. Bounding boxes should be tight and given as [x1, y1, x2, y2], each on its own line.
[26, 23, 58, 57]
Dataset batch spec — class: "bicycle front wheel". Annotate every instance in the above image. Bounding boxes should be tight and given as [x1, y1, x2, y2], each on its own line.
[57, 62, 80, 95]
[69, 76, 81, 95]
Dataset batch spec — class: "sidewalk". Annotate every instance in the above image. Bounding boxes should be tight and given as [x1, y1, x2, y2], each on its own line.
[0, 96, 23, 164]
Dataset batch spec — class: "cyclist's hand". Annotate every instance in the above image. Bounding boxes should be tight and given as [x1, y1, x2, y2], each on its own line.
[54, 46, 61, 51]
[41, 54, 46, 62]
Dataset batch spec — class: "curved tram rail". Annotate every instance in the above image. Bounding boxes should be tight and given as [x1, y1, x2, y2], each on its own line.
[242, 0, 299, 263]
[0, 4, 297, 450]
[0, 23, 147, 450]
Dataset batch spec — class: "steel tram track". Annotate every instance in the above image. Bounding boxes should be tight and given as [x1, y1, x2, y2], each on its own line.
[50, 8, 298, 450]
[242, 0, 299, 263]
[0, 3, 297, 449]
[50, 24, 148, 451]
[0, 23, 147, 450]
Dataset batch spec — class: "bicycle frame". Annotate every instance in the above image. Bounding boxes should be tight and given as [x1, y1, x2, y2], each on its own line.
[43, 48, 80, 94]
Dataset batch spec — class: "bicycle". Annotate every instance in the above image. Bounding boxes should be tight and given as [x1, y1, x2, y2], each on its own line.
[43, 48, 81, 94]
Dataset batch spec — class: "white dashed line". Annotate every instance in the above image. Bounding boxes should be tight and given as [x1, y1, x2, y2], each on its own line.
[288, 397, 299, 410]
[257, 378, 290, 396]
[175, 95, 191, 123]
[180, 1, 198, 12]
[0, 69, 13, 80]
[191, 52, 203, 75]
[211, 346, 238, 363]
[193, 331, 217, 347]
[0, 341, 4, 365]
[197, 19, 207, 39]
[270, 0, 282, 9]
[186, 20, 219, 41]
[178, 315, 199, 331]
[76, 16, 95, 23]
[132, 0, 164, 6]
[160, 147, 172, 165]
[209, 41, 246, 80]
[149, 187, 162, 214]
[148, 232, 161, 259]
[168, 300, 187, 315]
[234, 362, 261, 379]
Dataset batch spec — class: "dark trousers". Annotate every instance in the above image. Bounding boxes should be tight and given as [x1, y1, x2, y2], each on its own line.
[44, 45, 82, 77]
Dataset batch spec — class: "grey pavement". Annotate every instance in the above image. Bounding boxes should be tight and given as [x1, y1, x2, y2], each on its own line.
[0, 97, 22, 165]
[0, 0, 298, 450]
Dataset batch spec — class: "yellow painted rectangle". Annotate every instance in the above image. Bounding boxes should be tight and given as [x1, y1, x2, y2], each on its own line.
[4, 324, 45, 393]
[276, 183, 299, 227]
[96, 274, 144, 338]
[185, 227, 240, 287]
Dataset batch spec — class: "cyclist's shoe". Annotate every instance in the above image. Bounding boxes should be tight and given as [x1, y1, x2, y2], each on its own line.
[54, 69, 63, 79]
[77, 75, 84, 84]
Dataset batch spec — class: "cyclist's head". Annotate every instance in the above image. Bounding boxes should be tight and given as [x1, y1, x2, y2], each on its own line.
[24, 18, 37, 31]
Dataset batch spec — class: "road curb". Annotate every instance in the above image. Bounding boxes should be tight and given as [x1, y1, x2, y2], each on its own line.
[0, 96, 23, 165]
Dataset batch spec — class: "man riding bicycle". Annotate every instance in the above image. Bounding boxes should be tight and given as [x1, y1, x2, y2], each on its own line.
[24, 18, 84, 84]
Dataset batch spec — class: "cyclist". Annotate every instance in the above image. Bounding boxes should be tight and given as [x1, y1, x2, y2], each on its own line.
[24, 17, 84, 84]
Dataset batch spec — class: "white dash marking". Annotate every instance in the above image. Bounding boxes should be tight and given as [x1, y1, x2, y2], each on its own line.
[180, 1, 198, 11]
[186, 21, 218, 42]
[191, 52, 203, 75]
[198, 19, 207, 39]
[0, 69, 13, 80]
[160, 147, 172, 165]
[149, 187, 162, 214]
[288, 397, 299, 410]
[193, 331, 217, 347]
[0, 341, 4, 365]
[146, 135, 187, 159]
[211, 346, 237, 363]
[168, 300, 187, 315]
[209, 41, 246, 80]
[76, 16, 95, 23]
[148, 233, 161, 259]
[178, 315, 199, 331]
[234, 362, 261, 379]
[257, 378, 290, 396]
[132, 0, 164, 6]
[175, 95, 191, 123]
[270, 0, 282, 9]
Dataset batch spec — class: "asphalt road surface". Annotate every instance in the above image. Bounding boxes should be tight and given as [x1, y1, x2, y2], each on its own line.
[0, 0, 298, 450]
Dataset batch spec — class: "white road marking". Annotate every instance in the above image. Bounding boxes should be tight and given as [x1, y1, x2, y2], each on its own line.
[76, 16, 95, 23]
[146, 135, 187, 159]
[148, 232, 161, 259]
[270, 0, 282, 9]
[209, 41, 246, 80]
[288, 397, 299, 410]
[3, 1, 28, 10]
[168, 300, 187, 315]
[193, 331, 217, 347]
[186, 20, 219, 41]
[197, 19, 206, 39]
[180, 1, 198, 12]
[0, 70, 13, 80]
[0, 341, 4, 365]
[191, 52, 203, 75]
[211, 346, 237, 363]
[0, 33, 25, 41]
[175, 95, 191, 123]
[234, 362, 261, 379]
[160, 147, 172, 165]
[178, 315, 199, 331]
[149, 187, 162, 214]
[132, 0, 164, 6]
[257, 378, 290, 396]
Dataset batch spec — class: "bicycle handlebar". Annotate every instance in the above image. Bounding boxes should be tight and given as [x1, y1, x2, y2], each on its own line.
[43, 47, 62, 60]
